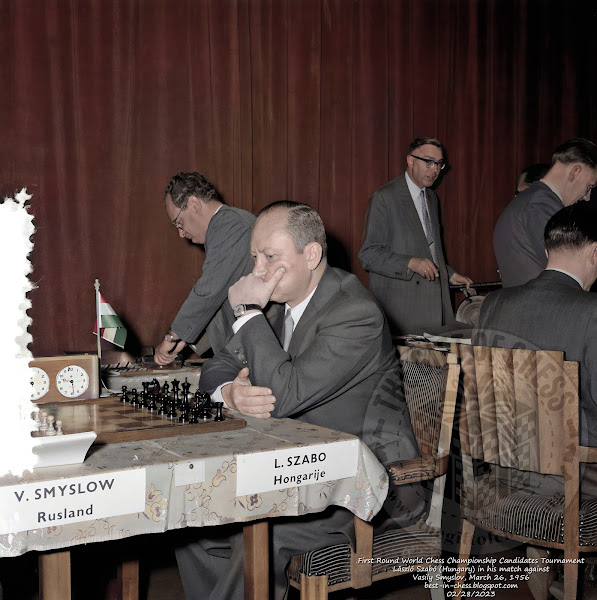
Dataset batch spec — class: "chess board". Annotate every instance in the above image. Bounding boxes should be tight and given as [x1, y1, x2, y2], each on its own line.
[37, 396, 246, 445]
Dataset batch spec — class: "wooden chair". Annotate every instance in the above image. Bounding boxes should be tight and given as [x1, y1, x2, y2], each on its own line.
[454, 345, 597, 600]
[286, 346, 460, 600]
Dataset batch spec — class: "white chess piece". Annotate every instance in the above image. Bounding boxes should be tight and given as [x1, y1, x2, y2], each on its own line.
[39, 410, 49, 433]
[55, 420, 64, 435]
[45, 415, 56, 436]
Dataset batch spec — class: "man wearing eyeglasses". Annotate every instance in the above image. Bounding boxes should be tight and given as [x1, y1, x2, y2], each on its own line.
[359, 136, 472, 336]
[154, 172, 255, 365]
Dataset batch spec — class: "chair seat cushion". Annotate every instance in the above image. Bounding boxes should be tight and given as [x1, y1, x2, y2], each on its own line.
[287, 521, 441, 587]
[468, 489, 597, 546]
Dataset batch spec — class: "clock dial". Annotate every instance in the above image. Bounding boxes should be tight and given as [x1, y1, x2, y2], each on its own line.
[30, 366, 50, 400]
[56, 365, 90, 398]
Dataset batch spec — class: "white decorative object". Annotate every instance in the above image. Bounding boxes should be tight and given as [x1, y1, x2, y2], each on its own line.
[0, 189, 36, 475]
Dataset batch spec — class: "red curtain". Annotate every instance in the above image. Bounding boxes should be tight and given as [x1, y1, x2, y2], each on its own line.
[1, 0, 596, 357]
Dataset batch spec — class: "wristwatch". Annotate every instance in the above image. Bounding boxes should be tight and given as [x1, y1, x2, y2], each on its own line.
[164, 333, 181, 344]
[232, 304, 262, 318]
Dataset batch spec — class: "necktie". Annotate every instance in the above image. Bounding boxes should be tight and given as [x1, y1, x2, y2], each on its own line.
[421, 189, 439, 264]
[282, 307, 294, 351]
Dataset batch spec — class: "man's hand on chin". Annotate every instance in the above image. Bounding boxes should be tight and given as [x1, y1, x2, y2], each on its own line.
[222, 367, 276, 418]
[228, 268, 286, 308]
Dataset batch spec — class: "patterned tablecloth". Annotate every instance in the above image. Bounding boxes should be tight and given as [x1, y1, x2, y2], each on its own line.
[0, 417, 388, 557]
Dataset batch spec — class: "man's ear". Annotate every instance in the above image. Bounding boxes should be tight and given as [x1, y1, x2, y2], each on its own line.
[590, 242, 597, 264]
[187, 195, 203, 213]
[568, 163, 582, 182]
[304, 242, 323, 270]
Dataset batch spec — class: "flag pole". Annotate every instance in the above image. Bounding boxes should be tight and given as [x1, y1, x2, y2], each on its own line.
[94, 279, 102, 363]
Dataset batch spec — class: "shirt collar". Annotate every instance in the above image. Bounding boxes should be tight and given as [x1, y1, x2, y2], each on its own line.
[540, 179, 563, 202]
[405, 172, 424, 200]
[546, 267, 583, 288]
[285, 286, 318, 330]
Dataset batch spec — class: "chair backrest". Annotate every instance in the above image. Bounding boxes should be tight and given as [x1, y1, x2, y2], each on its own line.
[457, 344, 579, 477]
[397, 346, 459, 458]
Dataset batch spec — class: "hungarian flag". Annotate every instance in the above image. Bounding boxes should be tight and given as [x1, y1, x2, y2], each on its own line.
[93, 293, 127, 348]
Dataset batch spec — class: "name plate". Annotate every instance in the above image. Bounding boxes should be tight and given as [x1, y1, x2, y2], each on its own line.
[0, 470, 146, 534]
[236, 439, 358, 497]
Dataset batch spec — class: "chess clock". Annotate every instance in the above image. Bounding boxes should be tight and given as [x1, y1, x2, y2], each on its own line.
[29, 355, 100, 404]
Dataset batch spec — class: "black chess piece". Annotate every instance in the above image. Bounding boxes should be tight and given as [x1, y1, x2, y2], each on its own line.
[158, 382, 169, 415]
[214, 402, 225, 422]
[151, 378, 161, 395]
[140, 381, 150, 408]
[147, 390, 157, 411]
[120, 386, 128, 403]
[131, 388, 139, 406]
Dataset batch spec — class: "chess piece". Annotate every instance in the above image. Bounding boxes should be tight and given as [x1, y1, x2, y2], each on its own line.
[130, 388, 138, 406]
[55, 420, 64, 435]
[147, 390, 157, 411]
[158, 382, 169, 415]
[39, 410, 49, 433]
[46, 415, 56, 436]
[214, 402, 225, 422]
[31, 410, 41, 429]
[120, 386, 128, 403]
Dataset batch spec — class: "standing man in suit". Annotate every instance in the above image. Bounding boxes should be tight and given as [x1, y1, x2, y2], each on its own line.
[474, 202, 597, 600]
[154, 172, 255, 364]
[176, 201, 424, 600]
[359, 136, 472, 336]
[493, 138, 597, 288]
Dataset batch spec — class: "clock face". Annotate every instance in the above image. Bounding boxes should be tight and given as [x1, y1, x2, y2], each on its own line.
[30, 366, 50, 401]
[56, 365, 90, 398]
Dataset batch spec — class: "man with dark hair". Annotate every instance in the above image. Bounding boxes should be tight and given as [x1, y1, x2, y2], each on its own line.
[176, 201, 424, 600]
[494, 138, 597, 288]
[475, 201, 597, 600]
[516, 163, 550, 194]
[154, 172, 255, 364]
[477, 200, 597, 452]
[359, 136, 472, 336]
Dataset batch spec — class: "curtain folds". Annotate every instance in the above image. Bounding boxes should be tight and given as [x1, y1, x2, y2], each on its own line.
[1, 0, 595, 356]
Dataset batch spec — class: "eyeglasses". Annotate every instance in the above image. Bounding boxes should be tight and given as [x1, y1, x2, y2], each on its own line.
[410, 154, 446, 170]
[171, 205, 185, 229]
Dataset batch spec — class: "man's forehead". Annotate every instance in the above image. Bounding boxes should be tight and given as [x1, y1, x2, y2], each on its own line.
[251, 215, 292, 247]
[414, 144, 443, 158]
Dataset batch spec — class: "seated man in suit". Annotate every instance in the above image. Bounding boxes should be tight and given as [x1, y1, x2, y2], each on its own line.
[175, 201, 424, 600]
[474, 202, 597, 600]
[154, 172, 256, 364]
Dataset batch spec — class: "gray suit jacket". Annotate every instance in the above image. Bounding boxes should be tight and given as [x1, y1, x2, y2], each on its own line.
[200, 265, 420, 467]
[359, 173, 455, 336]
[493, 181, 562, 288]
[171, 205, 255, 353]
[473, 270, 597, 447]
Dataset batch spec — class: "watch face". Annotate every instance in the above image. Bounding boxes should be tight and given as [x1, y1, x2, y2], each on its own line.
[30, 367, 50, 400]
[233, 304, 244, 318]
[56, 365, 90, 398]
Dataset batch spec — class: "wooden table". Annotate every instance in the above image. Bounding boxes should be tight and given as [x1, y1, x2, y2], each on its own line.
[0, 417, 388, 599]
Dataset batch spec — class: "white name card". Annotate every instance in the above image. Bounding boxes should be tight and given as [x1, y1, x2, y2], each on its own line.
[174, 460, 206, 487]
[236, 439, 358, 497]
[0, 470, 146, 534]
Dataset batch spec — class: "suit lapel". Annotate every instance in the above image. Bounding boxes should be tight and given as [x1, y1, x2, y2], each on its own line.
[396, 175, 432, 259]
[286, 266, 338, 355]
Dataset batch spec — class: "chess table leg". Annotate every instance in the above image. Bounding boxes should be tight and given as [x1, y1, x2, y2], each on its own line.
[116, 558, 139, 600]
[243, 520, 269, 600]
[39, 549, 71, 600]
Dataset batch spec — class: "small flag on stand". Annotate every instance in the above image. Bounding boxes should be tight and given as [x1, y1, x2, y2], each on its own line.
[93, 281, 127, 349]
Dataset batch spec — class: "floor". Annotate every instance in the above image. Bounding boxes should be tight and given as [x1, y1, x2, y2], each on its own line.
[0, 534, 539, 600]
